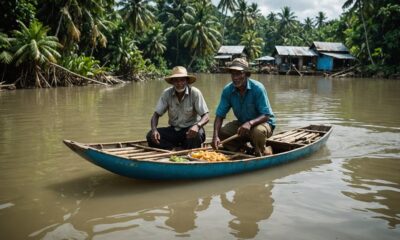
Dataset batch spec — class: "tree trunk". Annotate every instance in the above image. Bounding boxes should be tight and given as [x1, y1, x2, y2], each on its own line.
[360, 10, 375, 65]
[221, 9, 228, 45]
[187, 53, 197, 70]
[175, 37, 180, 65]
[49, 62, 109, 86]
[34, 65, 42, 88]
[55, 14, 63, 37]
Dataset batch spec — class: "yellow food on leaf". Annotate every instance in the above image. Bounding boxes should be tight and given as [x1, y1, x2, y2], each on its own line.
[190, 151, 228, 162]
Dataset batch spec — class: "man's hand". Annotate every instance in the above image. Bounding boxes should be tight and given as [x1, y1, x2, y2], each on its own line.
[186, 124, 199, 139]
[237, 121, 252, 137]
[211, 136, 220, 150]
[151, 130, 161, 144]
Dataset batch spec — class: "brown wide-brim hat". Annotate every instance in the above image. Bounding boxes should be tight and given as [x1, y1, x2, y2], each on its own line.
[165, 66, 196, 84]
[227, 58, 250, 72]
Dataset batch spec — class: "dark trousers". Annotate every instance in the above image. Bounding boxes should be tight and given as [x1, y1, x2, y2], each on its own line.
[146, 126, 205, 150]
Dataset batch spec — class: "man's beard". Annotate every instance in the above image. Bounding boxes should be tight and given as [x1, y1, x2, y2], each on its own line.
[175, 86, 186, 93]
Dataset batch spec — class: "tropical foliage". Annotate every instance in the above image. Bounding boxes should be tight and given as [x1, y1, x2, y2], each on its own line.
[342, 0, 400, 76]
[6, 20, 62, 87]
[0, 0, 399, 88]
[61, 55, 105, 78]
[179, 1, 221, 68]
[240, 30, 263, 60]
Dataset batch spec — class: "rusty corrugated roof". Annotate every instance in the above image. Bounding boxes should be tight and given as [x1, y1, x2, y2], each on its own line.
[217, 45, 245, 55]
[275, 46, 317, 57]
[312, 41, 349, 52]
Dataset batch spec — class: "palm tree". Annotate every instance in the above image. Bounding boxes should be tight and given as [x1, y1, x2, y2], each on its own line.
[120, 0, 156, 34]
[218, 0, 238, 14]
[278, 6, 297, 31]
[105, 34, 137, 73]
[316, 11, 327, 28]
[302, 17, 315, 44]
[263, 12, 278, 54]
[39, 0, 110, 53]
[0, 32, 13, 82]
[304, 17, 314, 30]
[266, 12, 277, 22]
[217, 0, 238, 44]
[159, 0, 195, 65]
[342, 0, 374, 65]
[159, 0, 195, 28]
[0, 32, 13, 64]
[179, 2, 222, 68]
[240, 30, 263, 60]
[88, 17, 113, 55]
[249, 3, 262, 24]
[248, 3, 263, 37]
[141, 24, 167, 60]
[10, 21, 62, 87]
[233, 0, 255, 34]
[277, 6, 298, 44]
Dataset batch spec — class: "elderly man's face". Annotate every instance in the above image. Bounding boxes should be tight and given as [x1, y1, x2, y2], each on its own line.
[172, 77, 188, 92]
[230, 70, 247, 88]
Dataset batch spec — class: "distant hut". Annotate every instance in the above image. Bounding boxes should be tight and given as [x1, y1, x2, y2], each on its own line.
[310, 41, 356, 71]
[213, 45, 246, 71]
[273, 46, 317, 73]
[254, 56, 275, 73]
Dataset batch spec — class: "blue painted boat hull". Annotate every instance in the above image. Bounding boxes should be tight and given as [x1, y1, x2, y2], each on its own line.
[64, 125, 332, 180]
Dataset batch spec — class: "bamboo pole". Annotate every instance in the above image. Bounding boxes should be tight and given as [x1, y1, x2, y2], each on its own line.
[292, 65, 303, 76]
[220, 134, 240, 145]
[105, 148, 146, 154]
[127, 143, 172, 153]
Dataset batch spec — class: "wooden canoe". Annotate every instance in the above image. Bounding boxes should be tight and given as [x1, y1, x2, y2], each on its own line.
[63, 124, 332, 180]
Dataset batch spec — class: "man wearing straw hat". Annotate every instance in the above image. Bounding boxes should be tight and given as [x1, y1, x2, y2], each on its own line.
[211, 58, 276, 156]
[146, 66, 209, 150]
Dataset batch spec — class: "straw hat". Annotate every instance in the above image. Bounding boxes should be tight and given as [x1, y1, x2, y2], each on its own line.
[165, 66, 196, 84]
[227, 58, 249, 72]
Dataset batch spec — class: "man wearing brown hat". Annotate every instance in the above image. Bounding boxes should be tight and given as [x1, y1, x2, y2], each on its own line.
[211, 58, 276, 156]
[147, 66, 209, 150]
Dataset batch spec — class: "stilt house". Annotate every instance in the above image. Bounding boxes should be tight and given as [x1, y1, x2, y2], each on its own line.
[310, 41, 356, 71]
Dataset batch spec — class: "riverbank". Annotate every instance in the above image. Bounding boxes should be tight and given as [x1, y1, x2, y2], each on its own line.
[0, 71, 164, 90]
[2, 66, 399, 91]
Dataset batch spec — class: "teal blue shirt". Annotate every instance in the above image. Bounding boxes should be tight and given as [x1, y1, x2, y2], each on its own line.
[216, 79, 275, 128]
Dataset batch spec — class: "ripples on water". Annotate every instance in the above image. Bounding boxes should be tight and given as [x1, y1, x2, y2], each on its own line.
[0, 76, 399, 239]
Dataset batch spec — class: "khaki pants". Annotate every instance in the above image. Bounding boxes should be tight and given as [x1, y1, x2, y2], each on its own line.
[219, 120, 273, 156]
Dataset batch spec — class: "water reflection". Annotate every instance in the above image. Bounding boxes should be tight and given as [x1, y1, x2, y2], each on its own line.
[221, 184, 273, 239]
[86, 189, 271, 239]
[26, 157, 328, 239]
[84, 197, 211, 238]
[342, 157, 400, 228]
[164, 197, 211, 234]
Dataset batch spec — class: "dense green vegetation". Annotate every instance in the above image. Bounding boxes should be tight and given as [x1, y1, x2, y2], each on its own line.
[0, 0, 399, 88]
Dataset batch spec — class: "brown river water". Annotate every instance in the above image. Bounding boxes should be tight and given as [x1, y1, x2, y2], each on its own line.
[0, 74, 399, 239]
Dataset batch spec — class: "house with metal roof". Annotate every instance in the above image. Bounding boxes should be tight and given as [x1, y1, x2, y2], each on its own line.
[273, 46, 318, 73]
[254, 56, 275, 73]
[213, 45, 246, 71]
[255, 56, 275, 62]
[310, 41, 356, 71]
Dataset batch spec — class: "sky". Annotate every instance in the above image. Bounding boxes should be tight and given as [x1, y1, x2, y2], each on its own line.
[211, 0, 347, 22]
